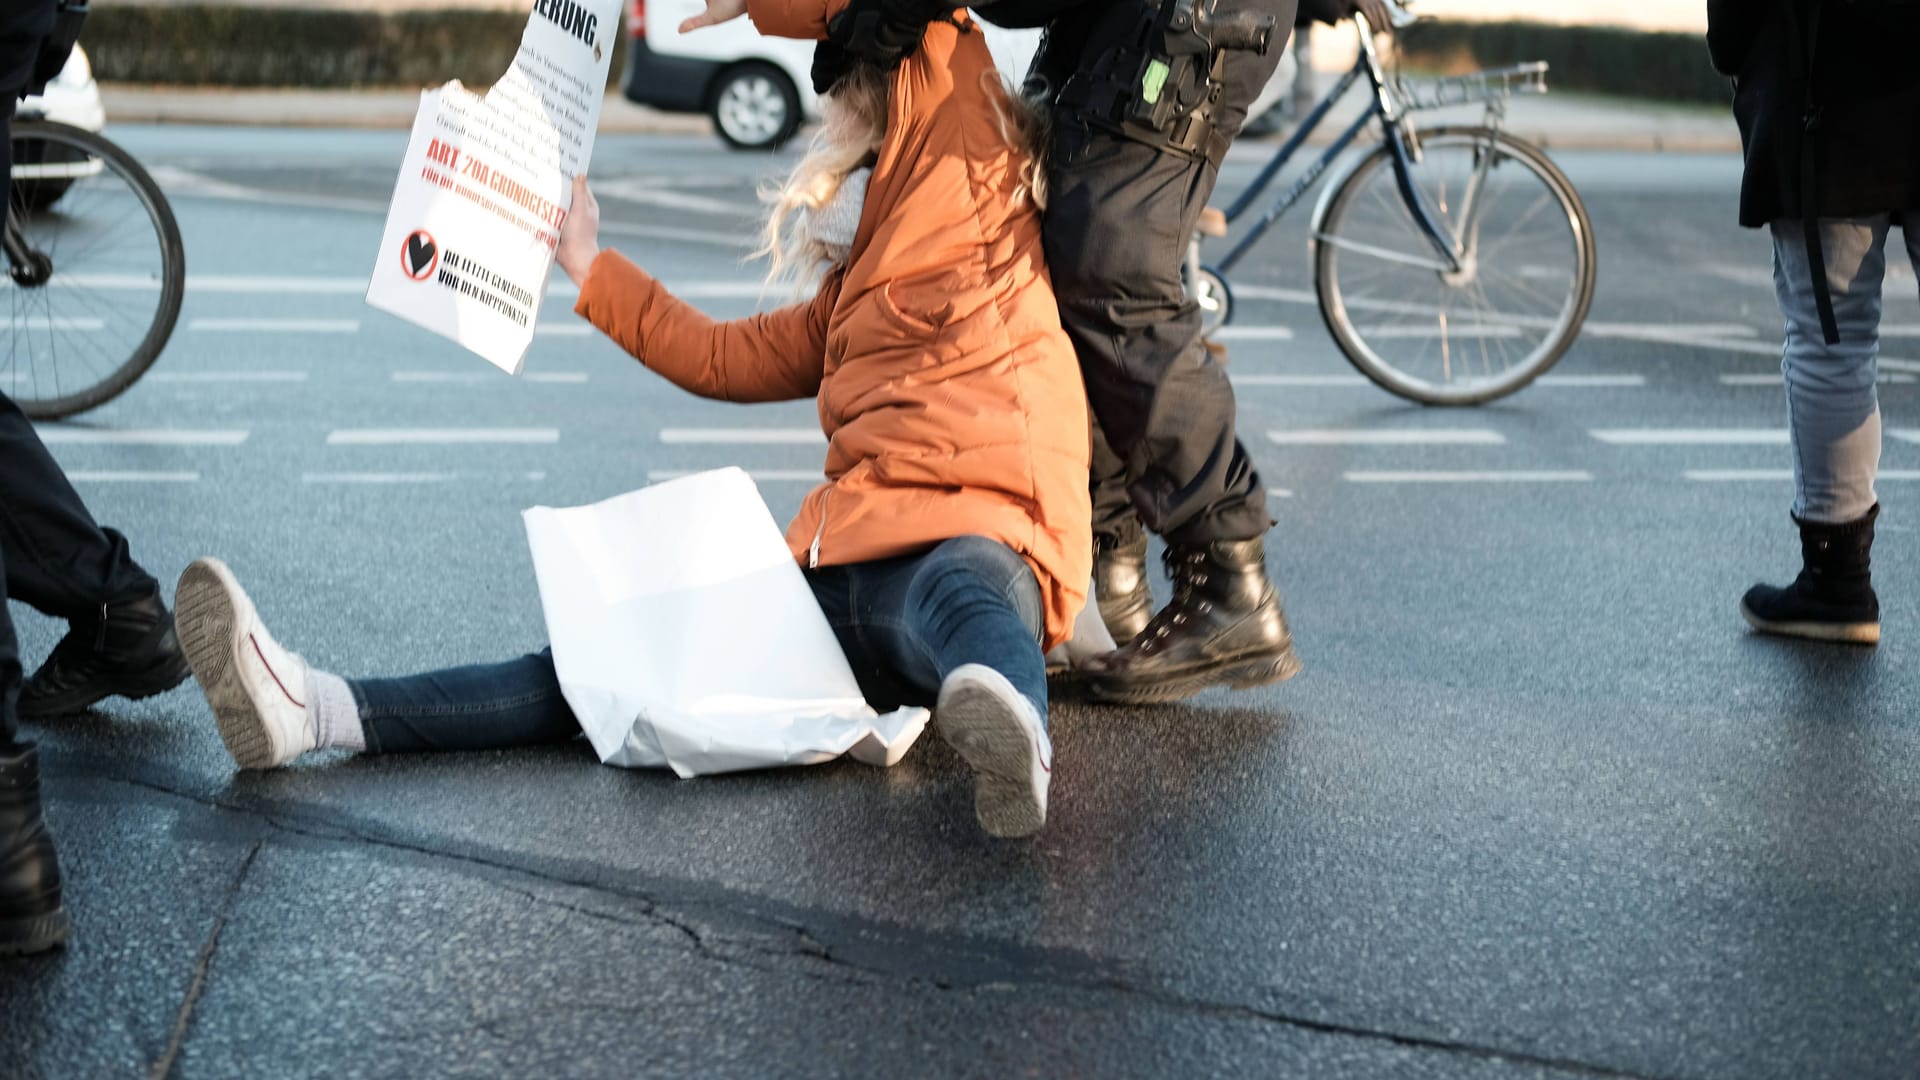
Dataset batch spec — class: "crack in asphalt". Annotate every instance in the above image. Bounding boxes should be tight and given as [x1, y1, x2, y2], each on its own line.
[84, 769, 1671, 1080]
[148, 838, 264, 1080]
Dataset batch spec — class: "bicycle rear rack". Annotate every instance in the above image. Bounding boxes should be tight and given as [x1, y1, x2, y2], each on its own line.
[1391, 62, 1550, 113]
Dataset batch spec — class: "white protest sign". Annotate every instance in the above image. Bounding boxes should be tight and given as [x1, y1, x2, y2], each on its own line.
[366, 0, 621, 374]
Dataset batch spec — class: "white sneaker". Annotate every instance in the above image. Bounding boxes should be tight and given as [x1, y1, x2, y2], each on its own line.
[935, 664, 1052, 838]
[174, 558, 315, 770]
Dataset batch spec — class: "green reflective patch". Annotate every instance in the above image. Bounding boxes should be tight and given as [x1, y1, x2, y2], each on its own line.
[1143, 59, 1169, 104]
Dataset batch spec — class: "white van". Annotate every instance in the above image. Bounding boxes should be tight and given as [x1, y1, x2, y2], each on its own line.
[620, 1, 1042, 151]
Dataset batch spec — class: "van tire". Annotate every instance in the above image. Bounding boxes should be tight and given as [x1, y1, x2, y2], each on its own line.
[708, 62, 802, 152]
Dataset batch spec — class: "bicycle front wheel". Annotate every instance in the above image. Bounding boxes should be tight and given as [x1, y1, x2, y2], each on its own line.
[6, 121, 185, 419]
[1314, 126, 1595, 406]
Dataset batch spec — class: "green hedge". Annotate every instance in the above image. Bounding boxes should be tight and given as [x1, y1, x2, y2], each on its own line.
[1394, 20, 1727, 106]
[79, 5, 629, 89]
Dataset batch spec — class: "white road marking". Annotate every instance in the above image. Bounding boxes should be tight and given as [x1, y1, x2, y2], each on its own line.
[1590, 429, 1788, 445]
[1267, 487, 1294, 498]
[1345, 470, 1592, 483]
[659, 428, 826, 445]
[147, 371, 310, 383]
[1535, 374, 1648, 387]
[647, 469, 823, 482]
[325, 428, 559, 445]
[188, 317, 359, 333]
[1268, 429, 1505, 445]
[1354, 324, 1526, 339]
[534, 325, 594, 336]
[1214, 325, 1294, 340]
[1721, 373, 1916, 385]
[1887, 429, 1920, 444]
[390, 371, 588, 384]
[34, 428, 248, 445]
[1233, 374, 1367, 386]
[1, 316, 104, 330]
[1686, 469, 1920, 482]
[65, 471, 199, 483]
[302, 471, 549, 484]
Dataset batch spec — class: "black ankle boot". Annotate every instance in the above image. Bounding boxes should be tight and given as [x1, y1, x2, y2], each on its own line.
[0, 743, 69, 957]
[1742, 505, 1881, 645]
[1080, 537, 1302, 704]
[18, 588, 192, 719]
[1094, 532, 1152, 644]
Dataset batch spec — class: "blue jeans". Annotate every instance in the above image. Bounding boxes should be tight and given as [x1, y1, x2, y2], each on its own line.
[1770, 216, 1919, 523]
[354, 535, 1047, 754]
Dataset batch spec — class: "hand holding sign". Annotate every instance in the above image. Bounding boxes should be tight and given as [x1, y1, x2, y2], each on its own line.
[678, 0, 747, 33]
[556, 176, 601, 288]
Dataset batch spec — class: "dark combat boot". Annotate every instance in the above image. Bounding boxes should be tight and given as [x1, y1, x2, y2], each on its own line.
[1080, 537, 1302, 704]
[18, 588, 192, 719]
[0, 743, 70, 957]
[1741, 505, 1880, 645]
[1094, 531, 1153, 645]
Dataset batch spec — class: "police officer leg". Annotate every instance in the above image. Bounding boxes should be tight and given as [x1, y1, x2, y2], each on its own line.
[1047, 0, 1304, 701]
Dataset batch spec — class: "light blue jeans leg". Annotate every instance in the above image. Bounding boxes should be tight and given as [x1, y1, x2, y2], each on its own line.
[1769, 216, 1903, 523]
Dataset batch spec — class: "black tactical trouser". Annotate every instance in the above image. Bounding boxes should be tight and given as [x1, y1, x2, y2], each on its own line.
[1, 1, 158, 740]
[1038, 0, 1295, 548]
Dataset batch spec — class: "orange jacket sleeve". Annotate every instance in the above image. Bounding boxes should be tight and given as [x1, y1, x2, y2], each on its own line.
[572, 249, 830, 404]
[746, 0, 849, 39]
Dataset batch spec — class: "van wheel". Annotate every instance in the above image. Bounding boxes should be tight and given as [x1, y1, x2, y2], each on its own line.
[709, 62, 802, 152]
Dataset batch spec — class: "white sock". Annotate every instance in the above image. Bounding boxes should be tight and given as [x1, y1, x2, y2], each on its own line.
[308, 670, 366, 752]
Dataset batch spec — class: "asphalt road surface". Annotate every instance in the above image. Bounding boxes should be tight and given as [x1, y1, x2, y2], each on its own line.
[2, 123, 1916, 1079]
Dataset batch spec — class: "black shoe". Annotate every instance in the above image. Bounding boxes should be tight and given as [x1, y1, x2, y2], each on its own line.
[0, 743, 69, 957]
[1741, 505, 1881, 645]
[1080, 537, 1302, 704]
[17, 588, 193, 719]
[1094, 531, 1152, 645]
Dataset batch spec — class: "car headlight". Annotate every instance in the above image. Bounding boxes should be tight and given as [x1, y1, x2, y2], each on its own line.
[54, 45, 92, 88]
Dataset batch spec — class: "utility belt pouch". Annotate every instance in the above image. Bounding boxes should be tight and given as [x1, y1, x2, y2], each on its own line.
[1054, 0, 1268, 167]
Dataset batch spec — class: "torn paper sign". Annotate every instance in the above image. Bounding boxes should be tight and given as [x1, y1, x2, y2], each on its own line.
[366, 0, 620, 375]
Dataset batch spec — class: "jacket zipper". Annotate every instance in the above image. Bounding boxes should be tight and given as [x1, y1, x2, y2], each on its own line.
[808, 489, 831, 568]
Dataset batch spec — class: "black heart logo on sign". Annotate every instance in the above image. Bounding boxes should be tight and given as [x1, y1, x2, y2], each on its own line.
[402, 229, 438, 281]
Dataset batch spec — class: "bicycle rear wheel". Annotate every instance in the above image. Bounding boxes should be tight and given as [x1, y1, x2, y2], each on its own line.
[1314, 126, 1595, 406]
[6, 120, 185, 419]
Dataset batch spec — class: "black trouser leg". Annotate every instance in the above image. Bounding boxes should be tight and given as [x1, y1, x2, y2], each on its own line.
[0, 392, 158, 622]
[1046, 0, 1294, 547]
[1, 544, 20, 743]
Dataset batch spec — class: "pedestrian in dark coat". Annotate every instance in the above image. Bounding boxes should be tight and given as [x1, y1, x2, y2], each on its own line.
[1709, 0, 1920, 645]
[1, 0, 193, 958]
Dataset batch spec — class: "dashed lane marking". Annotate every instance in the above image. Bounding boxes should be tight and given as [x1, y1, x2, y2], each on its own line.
[1590, 429, 1788, 445]
[1345, 470, 1593, 483]
[148, 371, 310, 383]
[659, 428, 827, 445]
[390, 371, 589, 384]
[325, 429, 559, 445]
[647, 469, 822, 482]
[1267, 429, 1505, 445]
[1686, 469, 1920, 482]
[1721, 373, 1917, 386]
[34, 428, 248, 445]
[187, 318, 359, 333]
[301, 471, 549, 484]
[1214, 325, 1294, 340]
[65, 471, 199, 483]
[1, 316, 103, 330]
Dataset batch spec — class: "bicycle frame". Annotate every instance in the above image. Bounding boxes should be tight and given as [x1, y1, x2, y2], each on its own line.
[1208, 16, 1472, 276]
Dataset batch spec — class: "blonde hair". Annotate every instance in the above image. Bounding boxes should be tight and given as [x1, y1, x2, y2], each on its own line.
[754, 55, 1054, 291]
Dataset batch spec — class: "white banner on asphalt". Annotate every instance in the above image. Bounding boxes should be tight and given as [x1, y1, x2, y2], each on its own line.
[366, 0, 621, 374]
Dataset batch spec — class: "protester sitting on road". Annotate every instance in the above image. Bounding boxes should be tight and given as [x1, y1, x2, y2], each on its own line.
[174, 11, 1090, 839]
[2, 0, 194, 958]
[1708, 0, 1920, 645]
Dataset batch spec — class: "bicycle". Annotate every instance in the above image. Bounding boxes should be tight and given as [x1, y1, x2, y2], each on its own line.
[6, 114, 185, 420]
[1188, 1, 1596, 406]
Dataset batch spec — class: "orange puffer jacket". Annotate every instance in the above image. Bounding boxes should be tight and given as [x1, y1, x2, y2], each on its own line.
[574, 8, 1091, 649]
